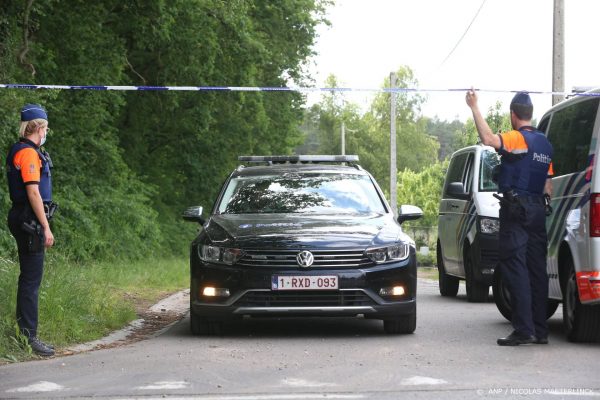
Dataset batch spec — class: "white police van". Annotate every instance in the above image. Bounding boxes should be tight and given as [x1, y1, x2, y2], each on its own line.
[437, 144, 500, 302]
[537, 88, 600, 341]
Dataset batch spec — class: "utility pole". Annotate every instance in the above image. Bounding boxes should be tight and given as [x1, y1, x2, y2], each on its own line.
[552, 0, 565, 105]
[341, 122, 345, 155]
[390, 72, 397, 214]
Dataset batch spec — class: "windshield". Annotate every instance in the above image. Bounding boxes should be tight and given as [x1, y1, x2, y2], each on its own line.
[479, 150, 500, 192]
[218, 172, 387, 214]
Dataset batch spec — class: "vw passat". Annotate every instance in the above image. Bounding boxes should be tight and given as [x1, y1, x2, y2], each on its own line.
[183, 155, 423, 335]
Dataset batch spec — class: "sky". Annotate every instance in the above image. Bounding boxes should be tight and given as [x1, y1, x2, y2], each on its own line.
[307, 0, 600, 122]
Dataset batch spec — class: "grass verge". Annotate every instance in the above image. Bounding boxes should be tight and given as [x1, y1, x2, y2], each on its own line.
[0, 255, 187, 363]
[417, 266, 439, 281]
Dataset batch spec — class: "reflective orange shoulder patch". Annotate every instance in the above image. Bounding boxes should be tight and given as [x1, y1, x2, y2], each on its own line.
[500, 130, 528, 154]
[13, 147, 41, 183]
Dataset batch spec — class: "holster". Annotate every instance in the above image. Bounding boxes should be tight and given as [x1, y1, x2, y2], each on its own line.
[21, 220, 45, 253]
[494, 192, 525, 221]
[19, 204, 45, 253]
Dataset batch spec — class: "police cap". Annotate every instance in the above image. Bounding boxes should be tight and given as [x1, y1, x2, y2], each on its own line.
[21, 104, 48, 121]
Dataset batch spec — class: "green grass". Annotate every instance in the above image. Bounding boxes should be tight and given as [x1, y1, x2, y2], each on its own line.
[0, 255, 187, 363]
[417, 266, 439, 281]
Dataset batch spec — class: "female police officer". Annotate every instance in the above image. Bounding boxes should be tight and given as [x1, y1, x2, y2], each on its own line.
[6, 103, 55, 356]
[466, 90, 553, 346]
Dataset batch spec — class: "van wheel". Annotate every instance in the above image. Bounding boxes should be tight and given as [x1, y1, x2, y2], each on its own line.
[493, 267, 512, 320]
[384, 312, 416, 334]
[437, 241, 459, 297]
[493, 267, 563, 322]
[563, 261, 600, 342]
[465, 249, 489, 303]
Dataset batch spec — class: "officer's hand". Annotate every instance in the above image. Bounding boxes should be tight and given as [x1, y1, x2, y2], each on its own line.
[44, 227, 54, 248]
[466, 88, 478, 108]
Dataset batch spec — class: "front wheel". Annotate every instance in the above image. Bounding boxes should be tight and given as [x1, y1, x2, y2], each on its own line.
[492, 267, 512, 321]
[437, 241, 459, 297]
[384, 312, 416, 334]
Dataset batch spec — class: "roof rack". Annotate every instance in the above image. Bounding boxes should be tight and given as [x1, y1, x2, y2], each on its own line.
[238, 155, 360, 165]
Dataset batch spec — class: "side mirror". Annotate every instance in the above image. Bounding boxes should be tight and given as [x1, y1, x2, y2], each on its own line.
[447, 182, 470, 200]
[182, 206, 205, 224]
[397, 205, 423, 224]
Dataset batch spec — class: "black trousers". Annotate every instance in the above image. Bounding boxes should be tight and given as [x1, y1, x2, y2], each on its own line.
[7, 205, 45, 339]
[498, 199, 549, 338]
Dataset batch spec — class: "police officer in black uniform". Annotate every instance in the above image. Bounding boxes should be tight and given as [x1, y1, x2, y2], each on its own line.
[466, 89, 553, 346]
[6, 104, 55, 356]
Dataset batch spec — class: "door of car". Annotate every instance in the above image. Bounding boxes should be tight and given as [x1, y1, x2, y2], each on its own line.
[439, 151, 474, 275]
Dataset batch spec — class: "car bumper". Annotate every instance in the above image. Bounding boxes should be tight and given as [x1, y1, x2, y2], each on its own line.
[471, 232, 499, 285]
[190, 255, 417, 320]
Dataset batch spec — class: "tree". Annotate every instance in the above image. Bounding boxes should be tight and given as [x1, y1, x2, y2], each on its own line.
[359, 67, 439, 191]
[0, 0, 330, 260]
[397, 160, 449, 228]
[302, 67, 440, 198]
[452, 101, 511, 152]
[422, 116, 465, 161]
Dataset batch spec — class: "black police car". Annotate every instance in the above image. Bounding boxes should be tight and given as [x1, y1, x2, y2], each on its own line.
[183, 155, 423, 335]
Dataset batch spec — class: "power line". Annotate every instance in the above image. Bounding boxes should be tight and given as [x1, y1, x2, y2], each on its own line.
[439, 0, 488, 67]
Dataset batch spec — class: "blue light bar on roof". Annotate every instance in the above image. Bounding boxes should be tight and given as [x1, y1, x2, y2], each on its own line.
[238, 155, 359, 163]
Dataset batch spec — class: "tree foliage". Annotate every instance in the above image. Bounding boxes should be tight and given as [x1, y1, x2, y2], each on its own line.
[396, 160, 449, 227]
[307, 68, 440, 195]
[451, 101, 512, 152]
[0, 0, 329, 261]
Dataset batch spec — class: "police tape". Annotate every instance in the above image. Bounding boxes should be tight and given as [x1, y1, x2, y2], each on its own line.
[0, 83, 599, 96]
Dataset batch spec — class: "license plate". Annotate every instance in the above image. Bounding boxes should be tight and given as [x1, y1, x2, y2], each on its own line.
[272, 275, 338, 290]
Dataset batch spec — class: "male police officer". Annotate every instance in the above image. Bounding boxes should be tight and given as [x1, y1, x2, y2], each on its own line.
[466, 90, 553, 346]
[6, 103, 55, 356]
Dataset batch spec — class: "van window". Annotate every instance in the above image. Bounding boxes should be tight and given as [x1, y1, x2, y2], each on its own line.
[546, 98, 600, 175]
[479, 150, 500, 192]
[537, 116, 550, 133]
[444, 153, 469, 196]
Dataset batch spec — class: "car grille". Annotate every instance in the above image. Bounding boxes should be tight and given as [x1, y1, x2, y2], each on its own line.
[237, 249, 372, 268]
[235, 290, 376, 307]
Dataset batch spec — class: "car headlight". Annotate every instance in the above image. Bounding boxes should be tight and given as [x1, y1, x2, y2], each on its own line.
[366, 243, 410, 264]
[199, 245, 244, 265]
[479, 217, 499, 234]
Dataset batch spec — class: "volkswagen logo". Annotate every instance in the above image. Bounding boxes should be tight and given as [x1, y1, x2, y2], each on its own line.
[296, 250, 314, 268]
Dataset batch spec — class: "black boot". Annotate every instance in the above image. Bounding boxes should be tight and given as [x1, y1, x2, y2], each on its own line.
[28, 337, 55, 356]
[497, 331, 535, 346]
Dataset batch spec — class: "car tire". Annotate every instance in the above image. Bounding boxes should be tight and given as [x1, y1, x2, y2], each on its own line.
[437, 241, 459, 297]
[493, 267, 513, 321]
[465, 248, 489, 303]
[493, 267, 562, 322]
[383, 312, 416, 334]
[563, 260, 600, 342]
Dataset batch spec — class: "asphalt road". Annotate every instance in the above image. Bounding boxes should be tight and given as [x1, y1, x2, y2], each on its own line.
[1, 278, 599, 400]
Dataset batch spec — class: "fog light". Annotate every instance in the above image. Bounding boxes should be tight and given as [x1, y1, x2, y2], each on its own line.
[202, 287, 230, 297]
[379, 286, 405, 297]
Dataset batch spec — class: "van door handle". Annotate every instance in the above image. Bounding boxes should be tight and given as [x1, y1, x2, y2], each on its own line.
[450, 204, 459, 208]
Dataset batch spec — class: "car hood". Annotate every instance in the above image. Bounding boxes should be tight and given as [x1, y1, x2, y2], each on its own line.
[203, 213, 405, 249]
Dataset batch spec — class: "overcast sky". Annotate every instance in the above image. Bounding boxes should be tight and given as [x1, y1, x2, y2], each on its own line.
[307, 0, 600, 122]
